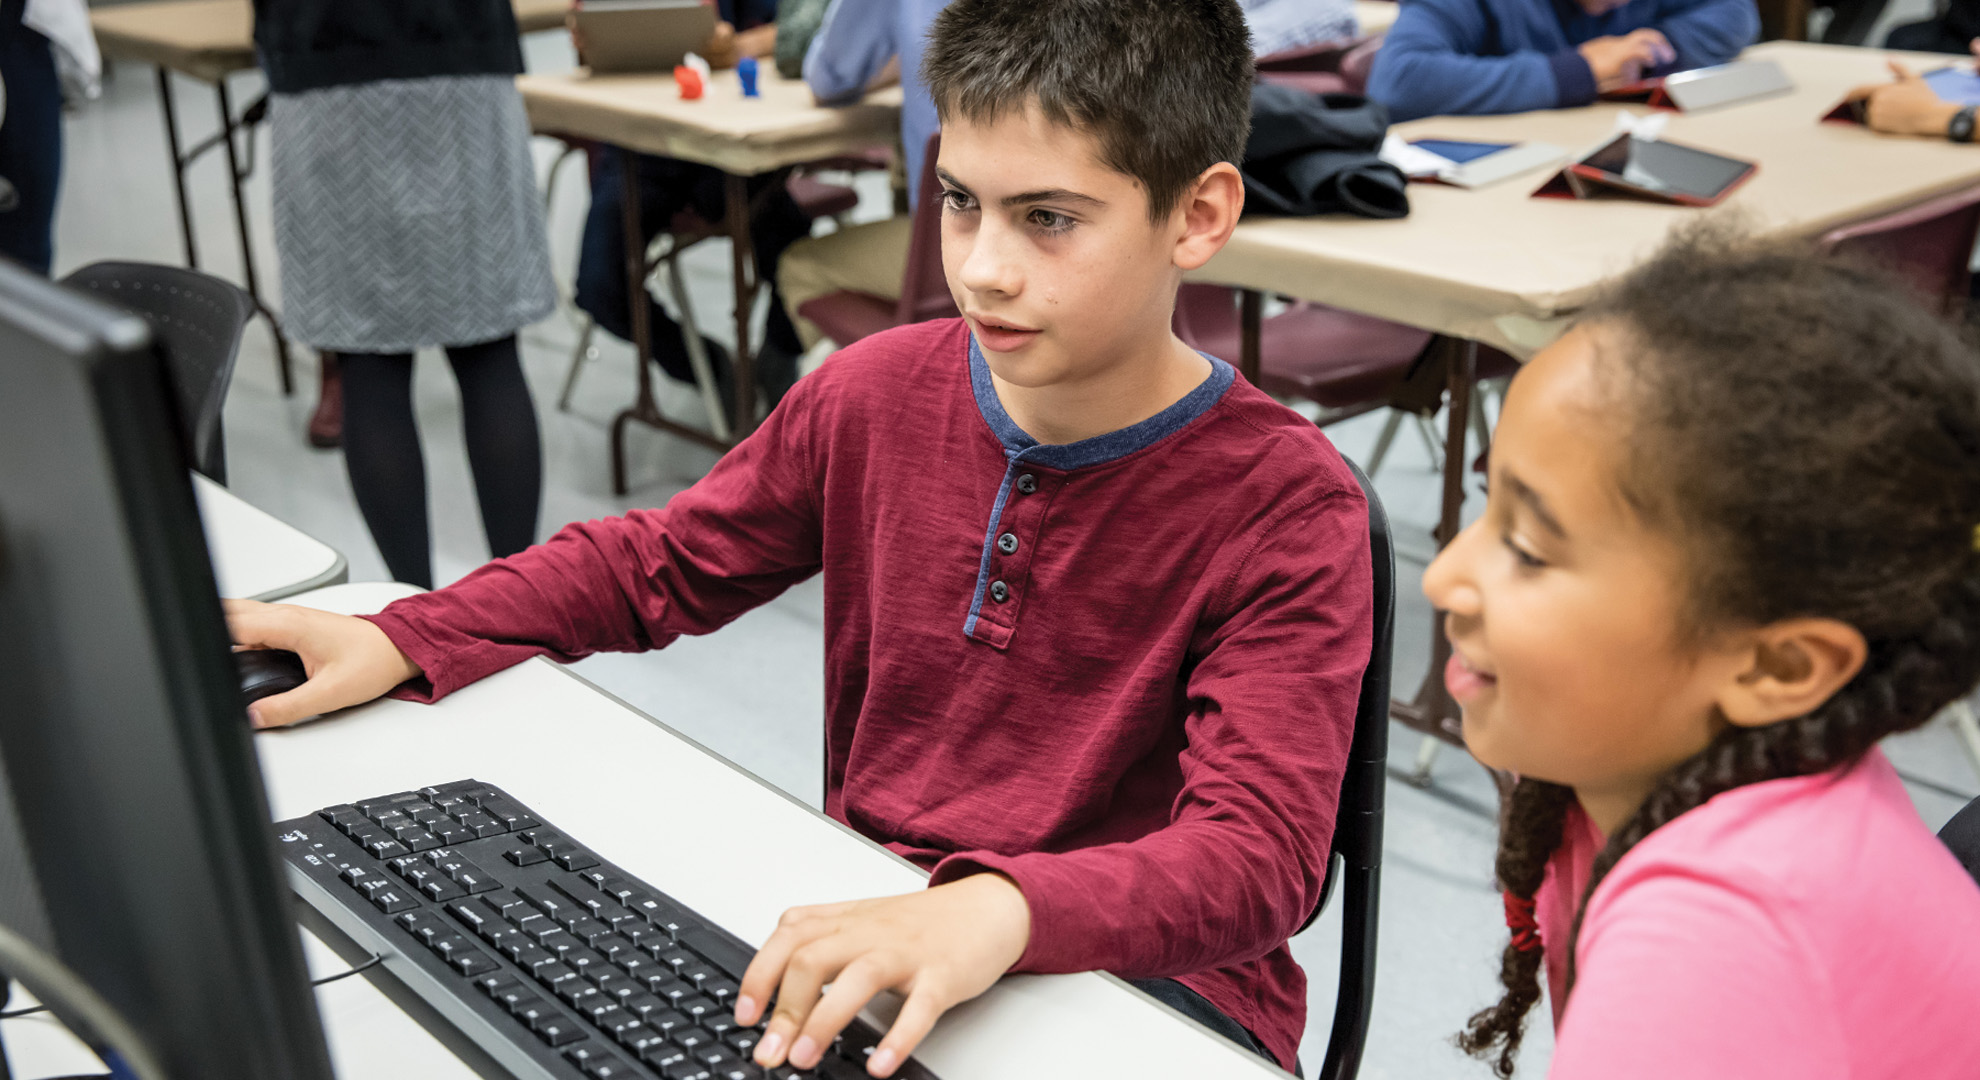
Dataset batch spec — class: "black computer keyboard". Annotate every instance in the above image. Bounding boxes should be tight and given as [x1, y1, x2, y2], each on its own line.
[276, 780, 937, 1080]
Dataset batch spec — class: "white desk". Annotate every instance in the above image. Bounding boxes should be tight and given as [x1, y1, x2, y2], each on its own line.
[194, 473, 348, 601]
[5, 582, 1285, 1079]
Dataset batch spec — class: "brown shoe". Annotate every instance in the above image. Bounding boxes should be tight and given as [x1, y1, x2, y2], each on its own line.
[308, 352, 343, 449]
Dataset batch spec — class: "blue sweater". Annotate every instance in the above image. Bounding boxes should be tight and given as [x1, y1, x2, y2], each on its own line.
[1366, 0, 1758, 122]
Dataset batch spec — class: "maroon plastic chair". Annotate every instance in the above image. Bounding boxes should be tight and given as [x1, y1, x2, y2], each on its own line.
[796, 134, 959, 347]
[1818, 183, 1980, 317]
[1172, 284, 1437, 420]
[1254, 34, 1386, 96]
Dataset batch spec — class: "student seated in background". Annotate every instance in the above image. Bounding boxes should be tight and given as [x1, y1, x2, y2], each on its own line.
[1430, 228, 1980, 1080]
[1846, 55, 1980, 141]
[571, 0, 812, 408]
[778, 0, 1362, 357]
[228, 0, 1374, 1074]
[1366, 0, 1757, 122]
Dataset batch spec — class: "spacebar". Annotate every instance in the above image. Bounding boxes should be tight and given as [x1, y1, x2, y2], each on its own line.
[680, 926, 755, 978]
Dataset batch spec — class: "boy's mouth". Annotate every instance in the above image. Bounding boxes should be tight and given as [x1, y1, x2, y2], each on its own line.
[1444, 649, 1499, 703]
[968, 312, 1042, 353]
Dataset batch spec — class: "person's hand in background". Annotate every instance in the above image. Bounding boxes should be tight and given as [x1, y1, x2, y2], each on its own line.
[1845, 61, 1963, 137]
[701, 21, 777, 68]
[1578, 29, 1676, 90]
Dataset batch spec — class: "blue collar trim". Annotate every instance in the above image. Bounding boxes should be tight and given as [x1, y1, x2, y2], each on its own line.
[966, 335, 1236, 470]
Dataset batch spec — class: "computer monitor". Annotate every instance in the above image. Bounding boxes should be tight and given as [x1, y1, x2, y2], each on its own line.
[0, 260, 336, 1080]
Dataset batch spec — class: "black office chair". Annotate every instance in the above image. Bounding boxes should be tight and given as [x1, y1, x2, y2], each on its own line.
[1940, 793, 1980, 886]
[1301, 456, 1393, 1080]
[60, 261, 252, 484]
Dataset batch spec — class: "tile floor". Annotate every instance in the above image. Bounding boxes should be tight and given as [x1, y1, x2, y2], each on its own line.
[45, 16, 1973, 1078]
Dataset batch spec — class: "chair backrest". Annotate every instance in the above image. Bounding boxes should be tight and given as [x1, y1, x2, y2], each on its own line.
[893, 133, 962, 326]
[1338, 35, 1386, 95]
[1940, 793, 1980, 887]
[1308, 455, 1394, 1080]
[60, 262, 252, 484]
[1817, 183, 1980, 318]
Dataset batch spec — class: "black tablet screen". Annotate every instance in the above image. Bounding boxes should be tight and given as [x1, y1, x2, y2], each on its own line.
[1581, 136, 1752, 202]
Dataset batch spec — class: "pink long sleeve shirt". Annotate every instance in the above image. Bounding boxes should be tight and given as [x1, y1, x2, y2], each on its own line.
[1535, 748, 1980, 1079]
[362, 319, 1374, 1070]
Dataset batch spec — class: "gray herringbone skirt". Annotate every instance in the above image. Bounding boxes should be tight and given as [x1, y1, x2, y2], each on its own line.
[268, 75, 556, 353]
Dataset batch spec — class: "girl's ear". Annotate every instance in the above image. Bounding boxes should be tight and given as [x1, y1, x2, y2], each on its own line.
[1717, 617, 1868, 729]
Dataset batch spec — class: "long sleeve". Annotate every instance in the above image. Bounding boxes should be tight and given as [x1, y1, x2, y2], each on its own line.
[1651, 0, 1759, 73]
[362, 386, 825, 702]
[928, 489, 1372, 980]
[1366, 0, 1594, 122]
[802, 0, 899, 104]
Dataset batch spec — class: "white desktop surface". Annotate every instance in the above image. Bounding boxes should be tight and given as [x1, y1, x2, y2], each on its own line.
[4, 582, 1285, 1079]
[194, 472, 348, 601]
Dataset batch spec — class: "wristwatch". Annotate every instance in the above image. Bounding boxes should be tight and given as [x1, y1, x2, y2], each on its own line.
[1952, 105, 1977, 144]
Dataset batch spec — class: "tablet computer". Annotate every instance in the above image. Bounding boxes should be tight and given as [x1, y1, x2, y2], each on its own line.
[1567, 134, 1755, 206]
[574, 0, 718, 75]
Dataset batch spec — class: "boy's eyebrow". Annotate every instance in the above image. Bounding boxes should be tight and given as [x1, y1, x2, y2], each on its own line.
[1501, 470, 1567, 538]
[934, 168, 1105, 210]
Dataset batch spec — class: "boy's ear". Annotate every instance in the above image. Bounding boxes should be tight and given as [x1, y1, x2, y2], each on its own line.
[1171, 162, 1245, 272]
[1716, 617, 1868, 729]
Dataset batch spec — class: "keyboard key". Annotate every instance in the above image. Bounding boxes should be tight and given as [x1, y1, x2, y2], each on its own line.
[711, 1067, 755, 1080]
[492, 983, 536, 1013]
[318, 805, 364, 829]
[504, 845, 550, 866]
[579, 869, 612, 891]
[450, 950, 497, 977]
[533, 962, 579, 988]
[504, 941, 553, 971]
[478, 796, 539, 832]
[582, 997, 625, 1026]
[456, 811, 505, 837]
[768, 1069, 814, 1080]
[533, 925, 577, 950]
[535, 1016, 586, 1047]
[421, 877, 468, 902]
[565, 948, 610, 979]
[816, 1058, 869, 1080]
[681, 964, 718, 987]
[617, 1025, 668, 1054]
[408, 803, 446, 824]
[517, 884, 573, 919]
[556, 982, 602, 1009]
[567, 916, 611, 944]
[623, 993, 668, 1020]
[364, 837, 410, 860]
[433, 820, 476, 845]
[701, 1014, 735, 1036]
[616, 950, 655, 978]
[591, 970, 636, 999]
[699, 1047, 739, 1069]
[584, 1056, 640, 1079]
[338, 865, 375, 888]
[648, 977, 694, 1004]
[724, 1029, 759, 1055]
[657, 949, 696, 973]
[662, 1060, 712, 1080]
[642, 1043, 690, 1069]
[672, 1027, 711, 1052]
[369, 887, 418, 914]
[452, 864, 502, 894]
[703, 978, 740, 1003]
[556, 849, 602, 871]
[595, 935, 638, 962]
[511, 996, 557, 1024]
[643, 1008, 691, 1033]
[370, 810, 412, 833]
[401, 829, 440, 852]
[444, 898, 494, 934]
[427, 931, 469, 957]
[677, 995, 718, 1022]
[521, 828, 562, 847]
[397, 912, 445, 945]
[472, 972, 517, 997]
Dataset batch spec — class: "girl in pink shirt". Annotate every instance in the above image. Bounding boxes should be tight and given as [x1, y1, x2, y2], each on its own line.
[1423, 229, 1980, 1080]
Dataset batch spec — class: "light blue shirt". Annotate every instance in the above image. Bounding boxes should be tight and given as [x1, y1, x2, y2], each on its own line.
[802, 0, 1362, 208]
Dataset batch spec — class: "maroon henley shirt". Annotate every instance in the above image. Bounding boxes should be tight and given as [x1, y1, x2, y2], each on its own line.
[362, 318, 1373, 1069]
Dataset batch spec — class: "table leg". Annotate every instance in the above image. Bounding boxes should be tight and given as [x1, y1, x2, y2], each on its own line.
[604, 148, 730, 495]
[724, 173, 758, 440]
[1389, 337, 1476, 750]
[156, 67, 198, 268]
[215, 77, 294, 395]
[1238, 288, 1263, 385]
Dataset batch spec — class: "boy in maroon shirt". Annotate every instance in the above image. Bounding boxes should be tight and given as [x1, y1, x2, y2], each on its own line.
[230, 0, 1373, 1074]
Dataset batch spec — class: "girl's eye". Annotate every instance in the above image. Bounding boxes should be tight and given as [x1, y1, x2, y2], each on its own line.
[1029, 208, 1074, 233]
[941, 189, 976, 213]
[1502, 533, 1546, 571]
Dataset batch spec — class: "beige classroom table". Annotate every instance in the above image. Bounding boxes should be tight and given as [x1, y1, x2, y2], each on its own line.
[2, 581, 1285, 1080]
[518, 70, 902, 492]
[88, 0, 574, 395]
[1198, 40, 1980, 744]
[194, 472, 348, 600]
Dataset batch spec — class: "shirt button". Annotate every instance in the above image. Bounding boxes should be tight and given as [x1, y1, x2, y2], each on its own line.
[1016, 473, 1038, 495]
[989, 580, 1010, 603]
[997, 533, 1019, 555]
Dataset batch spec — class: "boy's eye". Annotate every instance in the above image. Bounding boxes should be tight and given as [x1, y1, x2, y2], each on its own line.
[1501, 532, 1547, 571]
[941, 189, 976, 213]
[1028, 208, 1074, 233]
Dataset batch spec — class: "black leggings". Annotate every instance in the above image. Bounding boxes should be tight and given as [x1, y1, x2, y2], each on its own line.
[1130, 978, 1296, 1074]
[339, 335, 541, 590]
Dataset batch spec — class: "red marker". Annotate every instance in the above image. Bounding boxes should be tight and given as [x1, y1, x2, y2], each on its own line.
[675, 66, 704, 100]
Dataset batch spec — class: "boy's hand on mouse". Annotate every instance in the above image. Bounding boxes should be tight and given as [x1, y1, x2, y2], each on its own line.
[1845, 61, 1963, 137]
[224, 600, 423, 729]
[735, 873, 1031, 1077]
[1578, 29, 1675, 90]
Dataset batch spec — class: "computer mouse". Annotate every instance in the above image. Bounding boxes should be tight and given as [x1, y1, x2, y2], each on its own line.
[235, 649, 308, 705]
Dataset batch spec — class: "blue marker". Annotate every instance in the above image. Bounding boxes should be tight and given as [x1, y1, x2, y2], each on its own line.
[738, 56, 760, 98]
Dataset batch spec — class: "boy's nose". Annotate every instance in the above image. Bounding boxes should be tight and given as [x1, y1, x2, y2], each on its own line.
[956, 220, 1024, 298]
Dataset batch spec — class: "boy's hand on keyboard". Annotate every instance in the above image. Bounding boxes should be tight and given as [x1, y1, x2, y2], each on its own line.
[734, 872, 1031, 1077]
[224, 600, 424, 729]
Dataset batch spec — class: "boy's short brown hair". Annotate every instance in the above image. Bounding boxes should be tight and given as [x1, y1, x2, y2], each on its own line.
[921, 0, 1255, 223]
